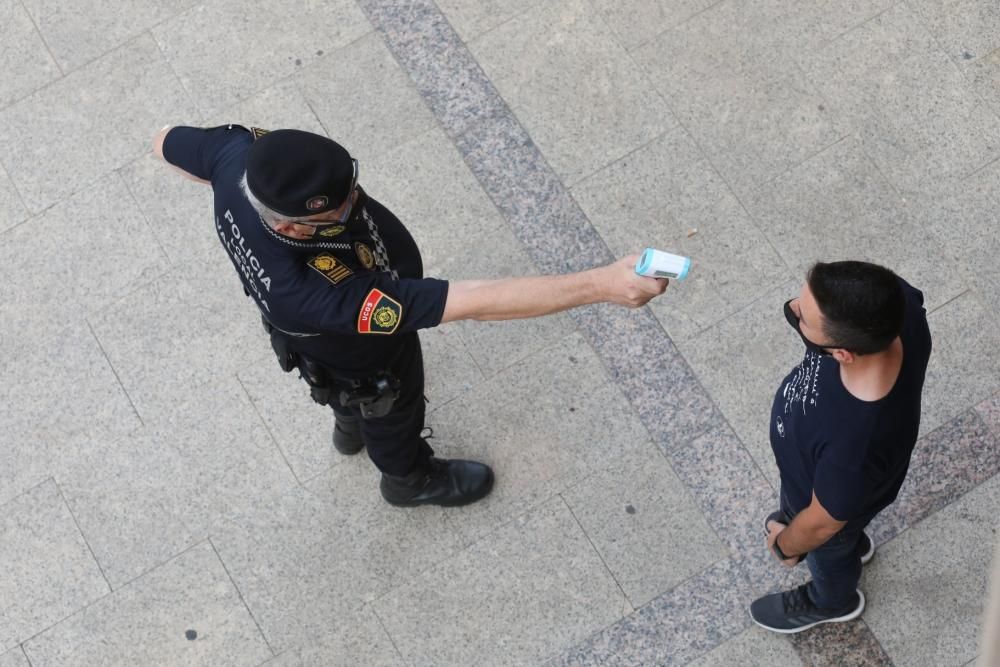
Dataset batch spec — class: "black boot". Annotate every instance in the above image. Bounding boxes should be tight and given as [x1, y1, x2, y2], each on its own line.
[380, 457, 494, 507]
[332, 415, 364, 455]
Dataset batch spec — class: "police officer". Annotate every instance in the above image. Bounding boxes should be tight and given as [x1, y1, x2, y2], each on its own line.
[153, 125, 667, 508]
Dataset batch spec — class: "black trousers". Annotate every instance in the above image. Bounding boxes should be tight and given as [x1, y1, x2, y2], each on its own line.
[324, 333, 433, 477]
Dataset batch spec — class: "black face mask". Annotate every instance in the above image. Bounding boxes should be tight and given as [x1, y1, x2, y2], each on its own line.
[783, 299, 834, 357]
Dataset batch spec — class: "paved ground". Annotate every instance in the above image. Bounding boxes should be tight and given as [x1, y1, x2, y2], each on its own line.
[2, 0, 999, 665]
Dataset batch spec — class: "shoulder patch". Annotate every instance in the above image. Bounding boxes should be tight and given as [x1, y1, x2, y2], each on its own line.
[358, 289, 402, 334]
[307, 253, 353, 285]
[250, 126, 270, 141]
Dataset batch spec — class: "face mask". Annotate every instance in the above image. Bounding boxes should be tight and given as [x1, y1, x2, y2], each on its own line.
[303, 186, 363, 241]
[783, 299, 834, 357]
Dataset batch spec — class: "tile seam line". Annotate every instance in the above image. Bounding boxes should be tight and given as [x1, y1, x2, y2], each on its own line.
[233, 374, 305, 488]
[85, 318, 144, 429]
[15, 538, 210, 649]
[207, 536, 277, 657]
[15, 0, 64, 77]
[369, 604, 411, 666]
[53, 478, 113, 594]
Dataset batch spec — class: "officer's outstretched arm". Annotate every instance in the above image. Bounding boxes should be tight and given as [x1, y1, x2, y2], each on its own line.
[152, 125, 211, 185]
[441, 255, 667, 323]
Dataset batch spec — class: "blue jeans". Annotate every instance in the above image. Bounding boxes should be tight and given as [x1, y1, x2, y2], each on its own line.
[779, 492, 873, 609]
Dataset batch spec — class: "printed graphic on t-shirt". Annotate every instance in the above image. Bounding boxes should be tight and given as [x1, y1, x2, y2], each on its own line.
[782, 351, 823, 418]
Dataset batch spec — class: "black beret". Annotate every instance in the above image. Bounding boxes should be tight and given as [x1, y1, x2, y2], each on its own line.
[245, 129, 355, 218]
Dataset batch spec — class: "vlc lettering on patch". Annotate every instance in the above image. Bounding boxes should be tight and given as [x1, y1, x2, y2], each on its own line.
[358, 289, 402, 334]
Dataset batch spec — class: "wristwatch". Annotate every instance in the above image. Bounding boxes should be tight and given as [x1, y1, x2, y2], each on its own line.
[772, 533, 795, 561]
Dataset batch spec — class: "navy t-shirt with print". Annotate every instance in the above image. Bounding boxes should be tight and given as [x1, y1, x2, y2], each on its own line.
[769, 280, 932, 522]
[162, 124, 449, 374]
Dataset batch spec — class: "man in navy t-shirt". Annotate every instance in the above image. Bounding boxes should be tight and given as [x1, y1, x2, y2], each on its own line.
[750, 261, 932, 633]
[152, 124, 668, 508]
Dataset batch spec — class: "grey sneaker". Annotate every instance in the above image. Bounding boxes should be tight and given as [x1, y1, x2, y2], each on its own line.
[750, 584, 865, 634]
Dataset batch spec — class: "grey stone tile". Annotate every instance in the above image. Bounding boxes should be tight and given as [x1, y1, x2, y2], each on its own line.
[205, 78, 327, 136]
[434, 0, 540, 42]
[259, 606, 403, 667]
[0, 0, 60, 109]
[977, 392, 1000, 438]
[118, 152, 219, 265]
[425, 332, 650, 544]
[880, 411, 1000, 539]
[564, 557, 752, 667]
[22, 542, 272, 666]
[365, 126, 574, 377]
[0, 647, 29, 667]
[591, 0, 720, 51]
[572, 126, 792, 342]
[923, 291, 1000, 436]
[907, 0, 1000, 64]
[0, 324, 141, 506]
[19, 0, 195, 72]
[967, 50, 1000, 116]
[634, 2, 846, 200]
[0, 165, 27, 234]
[790, 619, 893, 666]
[0, 480, 109, 651]
[862, 473, 1000, 667]
[676, 280, 805, 488]
[88, 253, 265, 420]
[151, 0, 370, 116]
[453, 111, 615, 276]
[373, 497, 628, 667]
[57, 376, 298, 587]
[562, 443, 727, 608]
[420, 326, 485, 408]
[235, 354, 342, 484]
[744, 136, 968, 311]
[802, 3, 1000, 192]
[568, 302, 721, 448]
[295, 32, 436, 160]
[0, 34, 197, 213]
[0, 173, 168, 354]
[469, 0, 675, 185]
[212, 458, 461, 653]
[356, 0, 510, 137]
[688, 627, 801, 667]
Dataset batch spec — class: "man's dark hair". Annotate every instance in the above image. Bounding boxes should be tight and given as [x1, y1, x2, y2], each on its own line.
[807, 261, 905, 355]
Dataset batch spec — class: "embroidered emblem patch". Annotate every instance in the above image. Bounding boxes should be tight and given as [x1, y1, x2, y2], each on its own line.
[318, 225, 346, 238]
[306, 196, 329, 211]
[250, 126, 270, 141]
[358, 289, 402, 334]
[355, 242, 375, 270]
[307, 254, 353, 285]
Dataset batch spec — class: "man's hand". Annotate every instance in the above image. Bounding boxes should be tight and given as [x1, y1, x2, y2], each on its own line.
[595, 255, 669, 307]
[766, 520, 799, 568]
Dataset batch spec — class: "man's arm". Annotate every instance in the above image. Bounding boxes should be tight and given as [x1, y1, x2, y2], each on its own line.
[767, 491, 847, 564]
[152, 125, 211, 185]
[440, 255, 668, 323]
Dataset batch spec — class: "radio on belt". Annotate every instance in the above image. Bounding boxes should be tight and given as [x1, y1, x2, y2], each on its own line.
[635, 248, 691, 280]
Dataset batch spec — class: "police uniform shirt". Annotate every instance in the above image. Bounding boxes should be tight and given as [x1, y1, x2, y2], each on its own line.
[162, 124, 449, 373]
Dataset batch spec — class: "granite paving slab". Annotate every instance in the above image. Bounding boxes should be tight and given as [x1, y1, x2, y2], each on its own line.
[0, 480, 109, 651]
[688, 627, 802, 667]
[373, 497, 629, 667]
[801, 2, 1000, 192]
[22, 542, 272, 666]
[0, 648, 29, 667]
[0, 173, 168, 355]
[151, 0, 371, 116]
[0, 33, 198, 213]
[0, 0, 60, 110]
[572, 125, 792, 342]
[561, 442, 727, 608]
[862, 473, 1000, 667]
[258, 606, 403, 667]
[433, 0, 540, 42]
[19, 0, 196, 72]
[56, 376, 298, 587]
[0, 164, 27, 234]
[790, 620, 894, 667]
[211, 456, 460, 653]
[468, 0, 675, 186]
[423, 332, 650, 545]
